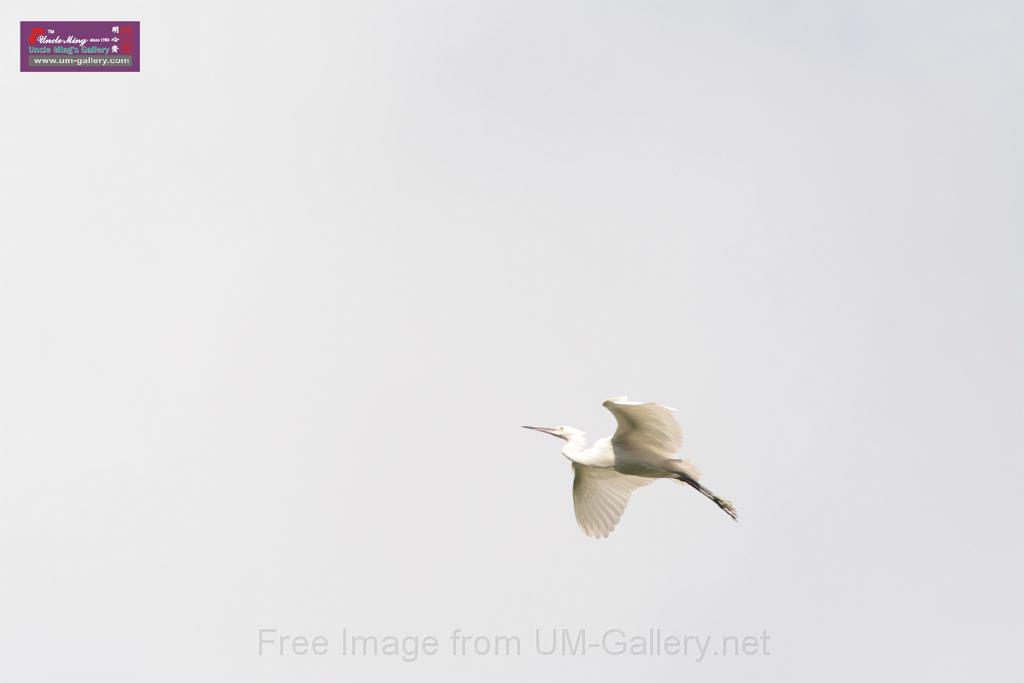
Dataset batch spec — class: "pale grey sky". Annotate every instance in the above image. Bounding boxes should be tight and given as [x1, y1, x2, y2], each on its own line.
[2, 1, 1022, 681]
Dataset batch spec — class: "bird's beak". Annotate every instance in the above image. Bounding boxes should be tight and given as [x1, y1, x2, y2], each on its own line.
[522, 425, 559, 437]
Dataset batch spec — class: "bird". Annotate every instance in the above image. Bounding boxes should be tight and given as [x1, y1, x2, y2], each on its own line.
[523, 396, 737, 537]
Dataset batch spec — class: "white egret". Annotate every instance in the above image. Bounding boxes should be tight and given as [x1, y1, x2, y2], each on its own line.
[524, 397, 737, 537]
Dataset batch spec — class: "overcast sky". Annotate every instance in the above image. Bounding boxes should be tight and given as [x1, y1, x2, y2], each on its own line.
[2, 1, 1022, 681]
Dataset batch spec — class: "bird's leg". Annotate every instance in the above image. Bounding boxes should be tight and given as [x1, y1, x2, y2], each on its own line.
[677, 474, 738, 521]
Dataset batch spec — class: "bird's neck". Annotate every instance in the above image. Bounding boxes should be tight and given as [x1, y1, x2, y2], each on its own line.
[560, 434, 591, 464]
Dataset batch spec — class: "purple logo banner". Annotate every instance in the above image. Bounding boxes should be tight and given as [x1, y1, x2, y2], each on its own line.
[21, 21, 140, 72]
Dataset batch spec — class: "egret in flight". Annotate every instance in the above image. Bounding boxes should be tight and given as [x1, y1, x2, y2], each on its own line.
[523, 397, 737, 537]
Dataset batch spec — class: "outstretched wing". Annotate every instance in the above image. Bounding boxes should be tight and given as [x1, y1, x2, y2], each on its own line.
[572, 464, 652, 538]
[603, 396, 683, 459]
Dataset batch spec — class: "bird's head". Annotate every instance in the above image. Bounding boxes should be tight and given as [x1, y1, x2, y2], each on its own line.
[521, 425, 585, 442]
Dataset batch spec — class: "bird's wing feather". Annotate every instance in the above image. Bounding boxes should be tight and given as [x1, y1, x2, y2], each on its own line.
[572, 464, 652, 538]
[603, 397, 683, 459]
